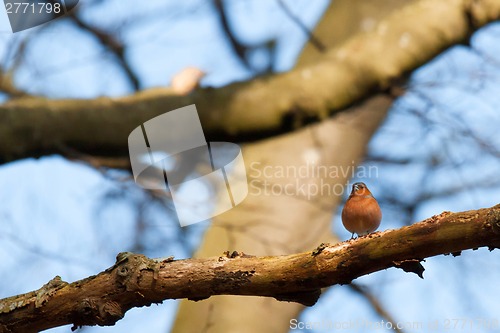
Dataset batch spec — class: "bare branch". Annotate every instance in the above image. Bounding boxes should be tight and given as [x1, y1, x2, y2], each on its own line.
[0, 71, 29, 98]
[1, 204, 500, 332]
[349, 283, 405, 333]
[276, 0, 326, 52]
[213, 0, 253, 71]
[1, 0, 499, 163]
[66, 11, 140, 91]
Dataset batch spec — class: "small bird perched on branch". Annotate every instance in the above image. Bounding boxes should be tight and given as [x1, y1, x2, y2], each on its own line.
[342, 182, 382, 239]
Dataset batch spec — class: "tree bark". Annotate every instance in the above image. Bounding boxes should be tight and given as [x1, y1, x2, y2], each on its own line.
[1, 205, 499, 332]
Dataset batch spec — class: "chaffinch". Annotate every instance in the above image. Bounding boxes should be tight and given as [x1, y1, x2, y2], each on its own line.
[341, 182, 382, 238]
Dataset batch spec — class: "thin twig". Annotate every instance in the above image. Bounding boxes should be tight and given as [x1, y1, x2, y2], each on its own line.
[276, 0, 326, 52]
[213, 0, 253, 71]
[349, 283, 405, 333]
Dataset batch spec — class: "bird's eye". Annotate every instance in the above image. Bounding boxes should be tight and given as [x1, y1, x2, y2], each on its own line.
[353, 182, 366, 191]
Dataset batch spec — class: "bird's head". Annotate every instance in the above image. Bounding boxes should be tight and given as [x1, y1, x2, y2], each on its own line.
[350, 182, 371, 196]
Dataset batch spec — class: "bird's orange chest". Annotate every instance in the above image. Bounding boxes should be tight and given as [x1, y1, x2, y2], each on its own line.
[343, 195, 378, 217]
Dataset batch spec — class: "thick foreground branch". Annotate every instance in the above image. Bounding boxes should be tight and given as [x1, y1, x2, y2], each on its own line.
[1, 204, 500, 332]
